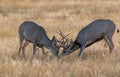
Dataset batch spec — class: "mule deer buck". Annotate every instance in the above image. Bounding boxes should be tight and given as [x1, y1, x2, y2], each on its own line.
[18, 21, 59, 58]
[60, 19, 119, 58]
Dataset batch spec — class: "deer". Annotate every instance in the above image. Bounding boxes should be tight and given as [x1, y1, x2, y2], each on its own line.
[18, 21, 59, 58]
[60, 19, 119, 59]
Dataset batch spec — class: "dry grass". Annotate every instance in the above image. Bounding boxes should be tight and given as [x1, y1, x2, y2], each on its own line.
[0, 0, 120, 77]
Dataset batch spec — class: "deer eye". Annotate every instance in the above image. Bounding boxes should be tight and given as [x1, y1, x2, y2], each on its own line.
[63, 51, 66, 53]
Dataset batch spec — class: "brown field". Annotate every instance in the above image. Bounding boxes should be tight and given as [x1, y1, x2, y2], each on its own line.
[0, 0, 120, 77]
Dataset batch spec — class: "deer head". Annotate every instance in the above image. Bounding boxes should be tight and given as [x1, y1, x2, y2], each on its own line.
[56, 30, 74, 57]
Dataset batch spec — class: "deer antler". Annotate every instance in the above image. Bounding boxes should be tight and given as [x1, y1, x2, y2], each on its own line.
[57, 30, 73, 49]
[57, 30, 70, 41]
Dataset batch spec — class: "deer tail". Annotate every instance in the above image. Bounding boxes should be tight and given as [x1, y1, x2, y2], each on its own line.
[116, 26, 119, 33]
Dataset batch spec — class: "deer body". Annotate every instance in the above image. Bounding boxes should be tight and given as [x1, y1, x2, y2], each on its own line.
[18, 21, 58, 58]
[61, 19, 119, 58]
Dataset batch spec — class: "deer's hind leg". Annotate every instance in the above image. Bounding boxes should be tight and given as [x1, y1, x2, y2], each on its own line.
[22, 40, 29, 58]
[18, 36, 24, 56]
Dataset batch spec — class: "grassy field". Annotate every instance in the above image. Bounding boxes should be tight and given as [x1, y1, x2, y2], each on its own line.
[0, 0, 120, 77]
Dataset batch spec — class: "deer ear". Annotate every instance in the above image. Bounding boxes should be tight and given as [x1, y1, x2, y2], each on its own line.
[68, 40, 74, 49]
[51, 36, 56, 41]
[51, 36, 57, 46]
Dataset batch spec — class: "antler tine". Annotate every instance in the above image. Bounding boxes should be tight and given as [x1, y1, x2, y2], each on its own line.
[56, 30, 73, 50]
[57, 30, 66, 43]
[58, 30, 71, 40]
[63, 33, 70, 40]
[65, 33, 70, 37]
[57, 30, 65, 38]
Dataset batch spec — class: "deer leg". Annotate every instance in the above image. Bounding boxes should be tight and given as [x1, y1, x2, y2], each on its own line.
[32, 42, 37, 59]
[36, 47, 40, 56]
[104, 34, 114, 53]
[22, 40, 29, 58]
[41, 46, 45, 55]
[18, 37, 24, 56]
[78, 42, 87, 59]
[104, 43, 107, 48]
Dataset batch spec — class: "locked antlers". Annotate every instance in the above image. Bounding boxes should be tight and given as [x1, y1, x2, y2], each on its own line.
[56, 30, 73, 49]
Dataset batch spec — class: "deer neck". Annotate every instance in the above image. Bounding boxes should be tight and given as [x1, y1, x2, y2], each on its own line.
[42, 36, 52, 50]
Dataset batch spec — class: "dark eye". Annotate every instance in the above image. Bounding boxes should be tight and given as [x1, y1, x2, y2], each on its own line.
[63, 51, 66, 53]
